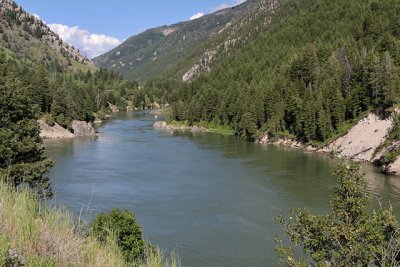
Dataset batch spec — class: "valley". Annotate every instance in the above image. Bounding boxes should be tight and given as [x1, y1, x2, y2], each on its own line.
[1, 0, 400, 265]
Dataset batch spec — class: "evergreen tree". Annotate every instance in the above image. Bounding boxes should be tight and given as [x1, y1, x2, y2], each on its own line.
[0, 53, 53, 196]
[276, 163, 400, 266]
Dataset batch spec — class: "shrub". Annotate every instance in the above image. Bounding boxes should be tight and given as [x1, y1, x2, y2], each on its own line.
[89, 209, 146, 262]
[276, 162, 400, 266]
[43, 113, 55, 127]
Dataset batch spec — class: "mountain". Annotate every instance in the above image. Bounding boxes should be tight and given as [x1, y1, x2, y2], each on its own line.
[93, 0, 278, 82]
[0, 0, 93, 70]
[165, 0, 400, 144]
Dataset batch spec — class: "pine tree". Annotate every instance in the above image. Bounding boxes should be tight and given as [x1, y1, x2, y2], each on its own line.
[276, 163, 400, 266]
[0, 53, 53, 196]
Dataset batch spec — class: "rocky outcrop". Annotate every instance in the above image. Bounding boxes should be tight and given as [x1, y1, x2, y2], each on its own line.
[258, 111, 400, 176]
[372, 140, 400, 175]
[109, 103, 119, 113]
[257, 134, 302, 149]
[182, 51, 217, 82]
[38, 119, 97, 139]
[320, 113, 393, 161]
[38, 119, 74, 139]
[154, 121, 208, 133]
[71, 121, 97, 137]
[386, 157, 400, 175]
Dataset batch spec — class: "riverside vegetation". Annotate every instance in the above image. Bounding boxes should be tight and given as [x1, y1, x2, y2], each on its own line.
[0, 179, 179, 266]
[0, 0, 178, 265]
[0, 39, 179, 267]
[132, 0, 400, 167]
[276, 162, 400, 266]
[2, 0, 400, 265]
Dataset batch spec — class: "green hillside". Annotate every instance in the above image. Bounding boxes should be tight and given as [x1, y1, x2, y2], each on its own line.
[0, 0, 94, 71]
[93, 0, 277, 82]
[160, 0, 400, 144]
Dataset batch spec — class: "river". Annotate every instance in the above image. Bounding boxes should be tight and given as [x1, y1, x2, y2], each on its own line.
[44, 111, 400, 267]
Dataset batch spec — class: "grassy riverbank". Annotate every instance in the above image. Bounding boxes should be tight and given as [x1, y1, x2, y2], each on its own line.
[167, 120, 235, 135]
[0, 180, 179, 267]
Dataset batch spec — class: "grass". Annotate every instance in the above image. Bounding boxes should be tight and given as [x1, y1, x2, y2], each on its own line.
[0, 179, 179, 267]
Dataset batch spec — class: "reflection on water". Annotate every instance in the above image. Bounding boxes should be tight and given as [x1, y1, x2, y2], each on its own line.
[44, 111, 399, 267]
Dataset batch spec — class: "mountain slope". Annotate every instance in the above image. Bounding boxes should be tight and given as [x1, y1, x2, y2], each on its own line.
[0, 0, 93, 71]
[167, 0, 400, 143]
[93, 0, 277, 82]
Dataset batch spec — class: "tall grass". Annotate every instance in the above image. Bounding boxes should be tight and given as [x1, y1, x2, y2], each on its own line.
[0, 180, 179, 267]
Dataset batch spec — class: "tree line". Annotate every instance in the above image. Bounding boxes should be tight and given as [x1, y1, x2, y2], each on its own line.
[151, 0, 400, 143]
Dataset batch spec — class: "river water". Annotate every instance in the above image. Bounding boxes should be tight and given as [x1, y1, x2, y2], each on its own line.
[44, 111, 400, 267]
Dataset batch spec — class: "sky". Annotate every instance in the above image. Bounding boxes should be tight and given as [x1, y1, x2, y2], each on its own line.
[16, 0, 246, 58]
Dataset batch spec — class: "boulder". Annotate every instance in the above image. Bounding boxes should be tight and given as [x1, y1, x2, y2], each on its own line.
[38, 119, 74, 139]
[71, 121, 97, 137]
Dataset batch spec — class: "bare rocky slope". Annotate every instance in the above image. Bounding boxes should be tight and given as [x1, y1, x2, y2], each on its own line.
[260, 111, 400, 176]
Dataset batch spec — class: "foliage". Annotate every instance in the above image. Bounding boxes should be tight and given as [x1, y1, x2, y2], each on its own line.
[43, 113, 55, 127]
[92, 0, 258, 82]
[0, 180, 179, 267]
[90, 209, 147, 262]
[0, 52, 53, 196]
[374, 113, 400, 165]
[276, 162, 400, 266]
[145, 0, 400, 142]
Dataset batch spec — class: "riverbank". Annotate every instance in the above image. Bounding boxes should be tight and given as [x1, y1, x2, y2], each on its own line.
[154, 120, 235, 135]
[38, 119, 97, 139]
[156, 111, 400, 176]
[258, 111, 400, 176]
[0, 179, 178, 266]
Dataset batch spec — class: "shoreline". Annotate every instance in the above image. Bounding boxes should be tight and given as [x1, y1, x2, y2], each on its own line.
[154, 112, 400, 177]
[38, 119, 98, 140]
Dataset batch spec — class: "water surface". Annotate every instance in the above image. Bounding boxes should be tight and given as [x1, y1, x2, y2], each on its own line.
[45, 111, 400, 267]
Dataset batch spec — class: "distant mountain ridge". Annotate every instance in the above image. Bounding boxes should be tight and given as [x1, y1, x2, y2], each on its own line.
[93, 0, 278, 82]
[0, 0, 93, 70]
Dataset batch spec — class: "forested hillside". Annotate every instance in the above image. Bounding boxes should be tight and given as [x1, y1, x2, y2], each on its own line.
[93, 0, 277, 82]
[0, 0, 168, 195]
[0, 0, 93, 71]
[162, 0, 400, 144]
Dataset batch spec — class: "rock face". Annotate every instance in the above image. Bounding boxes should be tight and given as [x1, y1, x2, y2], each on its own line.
[154, 121, 208, 133]
[182, 51, 217, 82]
[38, 119, 74, 139]
[38, 119, 96, 139]
[321, 113, 393, 161]
[386, 157, 400, 175]
[71, 121, 97, 137]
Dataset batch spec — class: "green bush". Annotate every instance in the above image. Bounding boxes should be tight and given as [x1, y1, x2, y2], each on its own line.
[43, 113, 55, 127]
[89, 209, 146, 262]
[55, 114, 70, 128]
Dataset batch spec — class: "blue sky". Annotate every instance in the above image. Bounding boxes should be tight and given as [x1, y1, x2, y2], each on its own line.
[16, 0, 246, 58]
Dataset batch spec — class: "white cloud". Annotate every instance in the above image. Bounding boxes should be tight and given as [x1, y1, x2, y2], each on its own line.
[213, 0, 247, 11]
[190, 12, 205, 20]
[48, 24, 121, 59]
